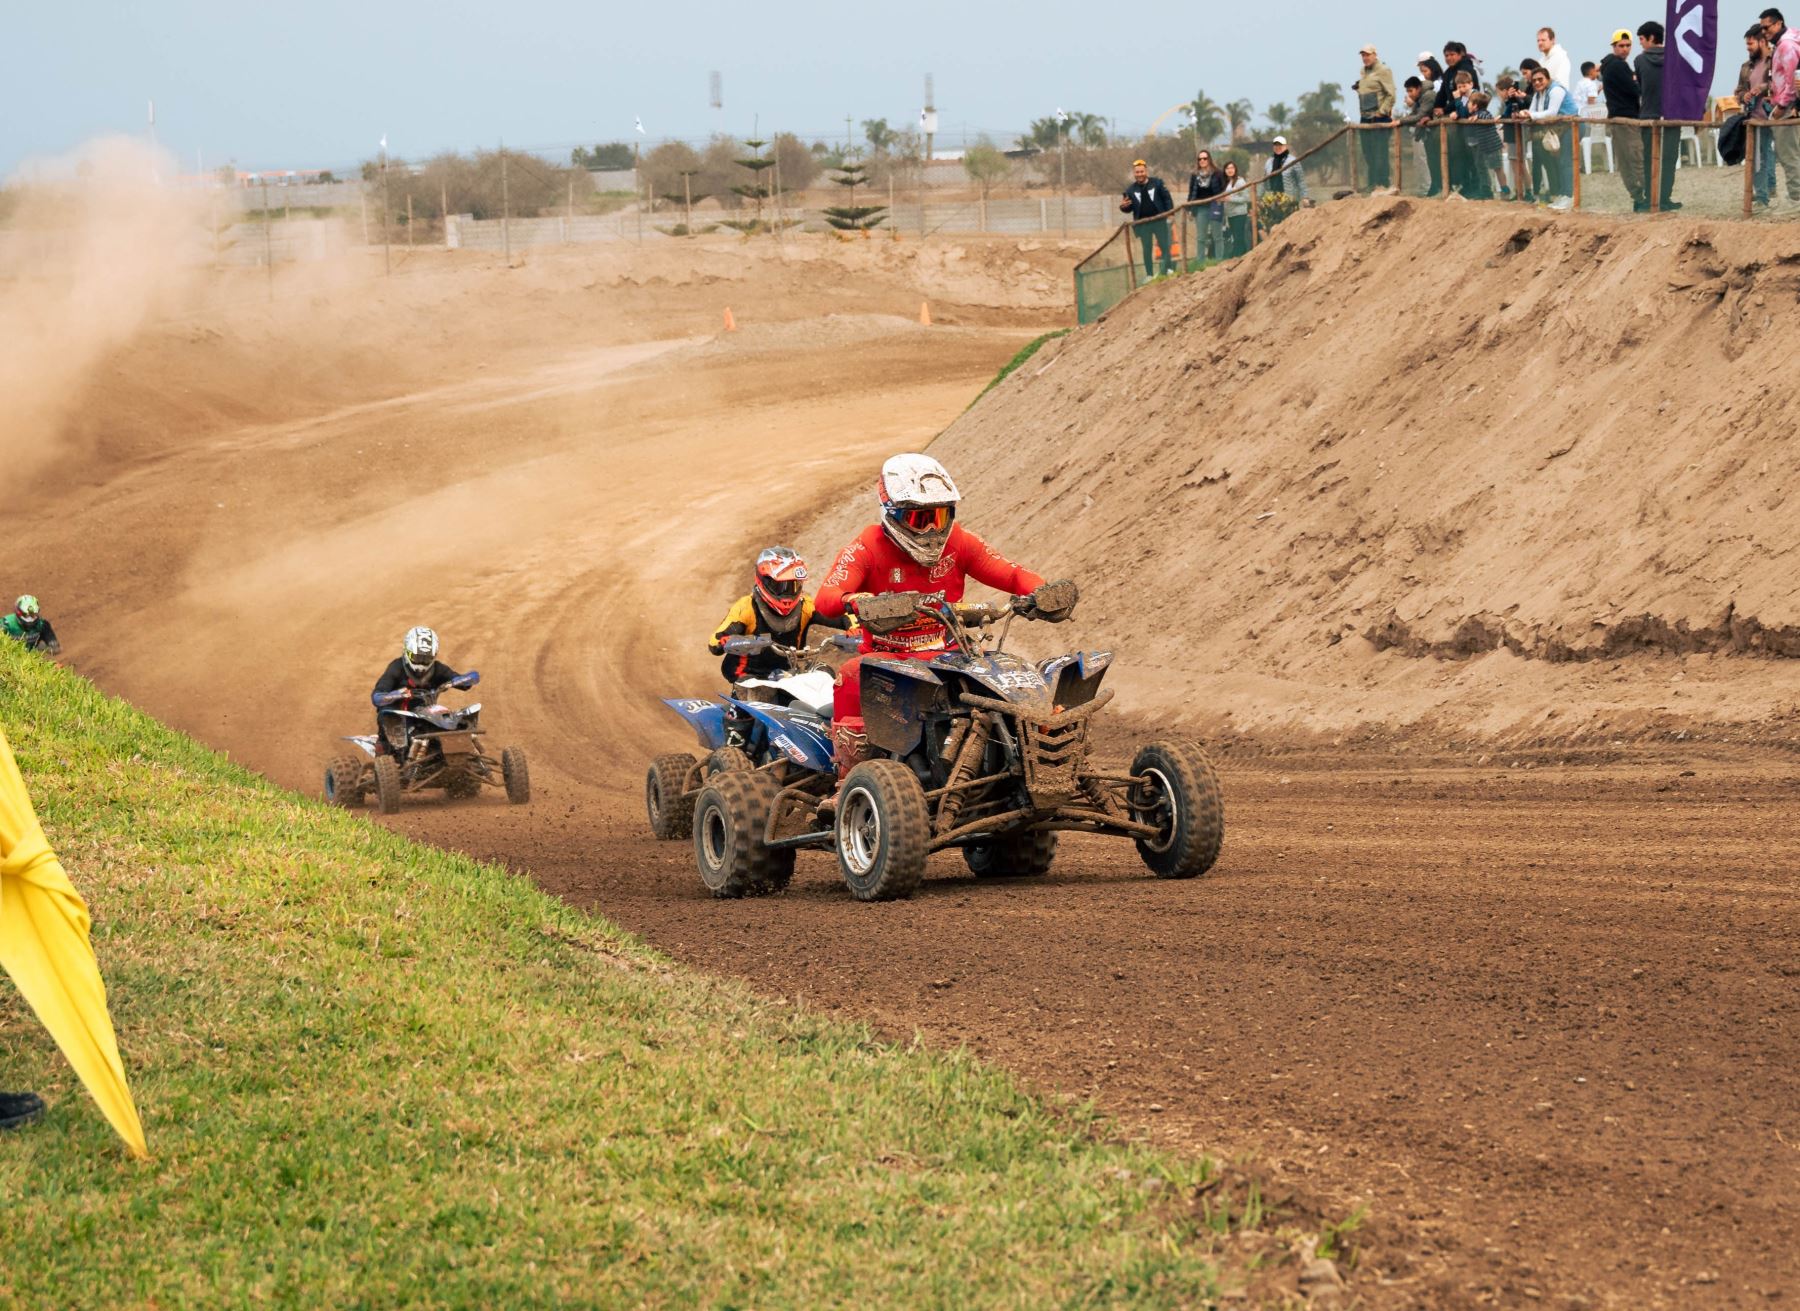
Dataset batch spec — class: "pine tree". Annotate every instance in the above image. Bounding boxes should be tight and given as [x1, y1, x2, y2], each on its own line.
[821, 160, 887, 234]
[723, 138, 777, 232]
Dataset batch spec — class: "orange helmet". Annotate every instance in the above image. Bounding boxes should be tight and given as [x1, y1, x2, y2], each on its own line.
[753, 546, 807, 617]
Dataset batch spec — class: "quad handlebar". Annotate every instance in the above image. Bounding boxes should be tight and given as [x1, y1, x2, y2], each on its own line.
[372, 670, 481, 708]
[849, 580, 1079, 637]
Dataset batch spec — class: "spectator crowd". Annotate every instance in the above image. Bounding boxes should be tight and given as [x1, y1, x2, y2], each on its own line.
[1116, 8, 1800, 275]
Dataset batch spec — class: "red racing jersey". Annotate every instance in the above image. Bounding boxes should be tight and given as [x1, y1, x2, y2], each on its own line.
[815, 522, 1045, 652]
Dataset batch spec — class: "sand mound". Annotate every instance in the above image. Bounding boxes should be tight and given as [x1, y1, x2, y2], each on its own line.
[834, 198, 1800, 744]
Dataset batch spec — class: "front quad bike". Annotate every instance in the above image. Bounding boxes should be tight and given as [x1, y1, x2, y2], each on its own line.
[322, 672, 531, 815]
[691, 584, 1225, 901]
[645, 633, 856, 841]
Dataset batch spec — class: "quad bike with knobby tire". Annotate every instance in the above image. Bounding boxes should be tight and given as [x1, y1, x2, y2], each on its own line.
[323, 672, 530, 814]
[645, 633, 855, 840]
[687, 582, 1225, 901]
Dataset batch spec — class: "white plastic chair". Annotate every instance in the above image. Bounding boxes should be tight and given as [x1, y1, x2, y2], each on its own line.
[1581, 123, 1614, 173]
[1677, 125, 1701, 168]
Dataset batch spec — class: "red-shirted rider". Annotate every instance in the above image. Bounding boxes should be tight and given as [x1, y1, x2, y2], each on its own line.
[813, 453, 1071, 775]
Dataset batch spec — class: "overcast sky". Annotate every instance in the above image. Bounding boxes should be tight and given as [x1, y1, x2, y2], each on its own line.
[7, 1, 1742, 176]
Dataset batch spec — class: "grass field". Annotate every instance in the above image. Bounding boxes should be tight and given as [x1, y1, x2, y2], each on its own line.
[0, 642, 1284, 1308]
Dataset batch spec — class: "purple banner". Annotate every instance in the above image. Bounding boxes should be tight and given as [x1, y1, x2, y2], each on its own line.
[1665, 0, 1718, 120]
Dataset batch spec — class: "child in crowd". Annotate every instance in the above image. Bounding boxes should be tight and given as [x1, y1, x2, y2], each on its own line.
[1469, 92, 1510, 198]
[1450, 70, 1491, 198]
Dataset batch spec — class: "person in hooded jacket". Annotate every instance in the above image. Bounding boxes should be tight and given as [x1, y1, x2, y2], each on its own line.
[1601, 29, 1648, 208]
[1636, 20, 1680, 209]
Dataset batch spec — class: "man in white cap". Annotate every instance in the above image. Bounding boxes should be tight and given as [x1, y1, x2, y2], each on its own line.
[1354, 43, 1397, 189]
[1263, 136, 1308, 204]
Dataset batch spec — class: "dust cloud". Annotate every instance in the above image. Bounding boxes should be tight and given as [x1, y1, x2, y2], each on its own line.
[0, 138, 205, 489]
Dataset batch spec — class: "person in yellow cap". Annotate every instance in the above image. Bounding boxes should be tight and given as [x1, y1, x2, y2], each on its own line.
[1120, 158, 1174, 278]
[1600, 27, 1649, 208]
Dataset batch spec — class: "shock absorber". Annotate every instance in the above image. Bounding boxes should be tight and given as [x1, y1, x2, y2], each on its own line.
[935, 716, 989, 830]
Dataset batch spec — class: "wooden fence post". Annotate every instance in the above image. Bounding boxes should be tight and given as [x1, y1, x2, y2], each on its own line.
[1439, 123, 1451, 197]
[1744, 120, 1757, 216]
[1569, 119, 1581, 209]
[1649, 121, 1662, 213]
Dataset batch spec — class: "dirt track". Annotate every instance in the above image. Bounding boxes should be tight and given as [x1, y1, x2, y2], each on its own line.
[6, 231, 1798, 1308]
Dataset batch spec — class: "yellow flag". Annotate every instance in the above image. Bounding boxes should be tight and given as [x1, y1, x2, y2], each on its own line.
[0, 724, 148, 1158]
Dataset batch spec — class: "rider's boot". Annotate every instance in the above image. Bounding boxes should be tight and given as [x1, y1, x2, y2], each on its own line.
[0, 1090, 46, 1132]
[832, 723, 871, 780]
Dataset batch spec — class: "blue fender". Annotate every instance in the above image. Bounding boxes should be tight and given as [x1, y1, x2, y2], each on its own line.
[732, 701, 834, 774]
[661, 697, 728, 751]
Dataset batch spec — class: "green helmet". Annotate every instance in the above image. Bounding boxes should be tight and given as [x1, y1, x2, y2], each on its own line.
[13, 595, 40, 628]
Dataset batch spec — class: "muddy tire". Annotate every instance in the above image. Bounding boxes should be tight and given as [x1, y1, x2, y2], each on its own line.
[502, 747, 531, 805]
[834, 760, 930, 901]
[324, 755, 366, 808]
[1128, 740, 1224, 879]
[964, 829, 1057, 879]
[646, 752, 698, 839]
[693, 770, 794, 898]
[705, 745, 755, 777]
[372, 755, 403, 816]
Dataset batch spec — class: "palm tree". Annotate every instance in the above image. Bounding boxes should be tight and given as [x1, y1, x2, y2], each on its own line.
[1072, 112, 1108, 149]
[1187, 91, 1227, 145]
[1226, 99, 1256, 143]
[1265, 102, 1293, 136]
[1297, 81, 1345, 122]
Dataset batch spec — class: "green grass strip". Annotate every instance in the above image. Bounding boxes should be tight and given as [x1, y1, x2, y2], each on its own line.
[970, 329, 1073, 408]
[0, 642, 1231, 1309]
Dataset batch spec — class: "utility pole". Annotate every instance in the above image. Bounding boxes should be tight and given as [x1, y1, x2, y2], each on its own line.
[681, 169, 697, 230]
[634, 140, 643, 243]
[566, 176, 574, 243]
[1060, 122, 1069, 238]
[407, 192, 414, 248]
[440, 179, 449, 245]
[500, 144, 511, 263]
[381, 139, 392, 275]
[261, 178, 273, 302]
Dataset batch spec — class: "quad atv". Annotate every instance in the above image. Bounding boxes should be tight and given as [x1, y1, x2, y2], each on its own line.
[691, 583, 1224, 900]
[645, 633, 856, 840]
[324, 672, 530, 814]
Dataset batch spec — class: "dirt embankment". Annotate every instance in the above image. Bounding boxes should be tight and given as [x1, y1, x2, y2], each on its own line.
[875, 198, 1800, 749]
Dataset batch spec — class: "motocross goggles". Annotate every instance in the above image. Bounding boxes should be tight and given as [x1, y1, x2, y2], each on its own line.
[890, 504, 952, 533]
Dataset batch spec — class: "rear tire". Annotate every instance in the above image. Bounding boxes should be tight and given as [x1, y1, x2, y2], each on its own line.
[372, 755, 403, 816]
[704, 745, 754, 777]
[501, 747, 531, 805]
[324, 755, 366, 808]
[963, 829, 1057, 878]
[834, 760, 930, 901]
[693, 770, 795, 898]
[1128, 740, 1224, 879]
[646, 752, 698, 839]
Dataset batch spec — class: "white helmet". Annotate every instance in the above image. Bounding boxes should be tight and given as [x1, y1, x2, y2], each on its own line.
[402, 626, 439, 679]
[878, 453, 961, 565]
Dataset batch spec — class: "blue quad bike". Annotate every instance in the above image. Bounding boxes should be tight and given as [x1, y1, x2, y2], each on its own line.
[684, 582, 1225, 901]
[644, 632, 859, 840]
[324, 672, 530, 815]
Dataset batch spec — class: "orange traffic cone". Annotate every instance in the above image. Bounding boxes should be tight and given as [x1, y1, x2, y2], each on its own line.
[918, 300, 931, 326]
[723, 307, 737, 331]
